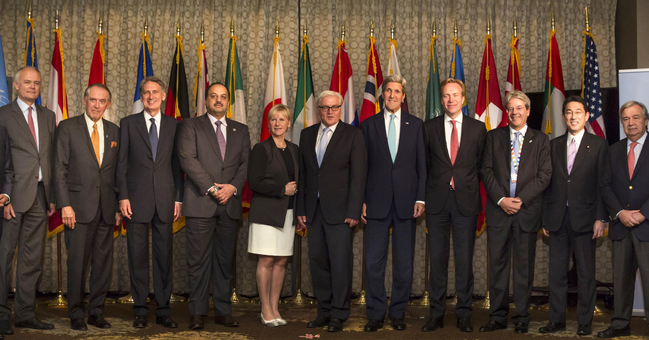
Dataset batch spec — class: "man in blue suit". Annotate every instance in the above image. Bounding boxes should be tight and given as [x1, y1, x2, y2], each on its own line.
[360, 74, 426, 332]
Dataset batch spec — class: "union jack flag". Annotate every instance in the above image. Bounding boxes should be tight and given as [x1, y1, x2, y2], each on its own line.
[582, 32, 606, 138]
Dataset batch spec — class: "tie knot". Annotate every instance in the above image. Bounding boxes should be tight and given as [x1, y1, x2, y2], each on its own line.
[323, 127, 330, 133]
[631, 141, 638, 150]
[570, 138, 575, 144]
[215, 120, 222, 128]
[150, 117, 156, 124]
[451, 119, 457, 127]
[390, 114, 396, 122]
[93, 123, 97, 130]
[514, 131, 521, 139]
[28, 106, 32, 113]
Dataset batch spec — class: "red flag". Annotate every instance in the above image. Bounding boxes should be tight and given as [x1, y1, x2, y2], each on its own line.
[88, 32, 105, 85]
[359, 36, 383, 124]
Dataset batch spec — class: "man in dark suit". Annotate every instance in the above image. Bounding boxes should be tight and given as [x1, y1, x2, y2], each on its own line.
[297, 90, 367, 332]
[0, 66, 56, 334]
[599, 101, 649, 338]
[359, 74, 425, 332]
[0, 124, 12, 237]
[54, 83, 121, 331]
[422, 78, 486, 333]
[177, 83, 250, 330]
[539, 96, 608, 336]
[117, 76, 183, 329]
[479, 90, 551, 334]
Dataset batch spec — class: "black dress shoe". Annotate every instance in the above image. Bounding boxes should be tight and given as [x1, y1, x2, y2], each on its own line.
[156, 315, 178, 328]
[15, 317, 55, 330]
[514, 322, 528, 334]
[214, 314, 239, 327]
[364, 319, 383, 332]
[327, 318, 343, 332]
[133, 315, 147, 328]
[88, 314, 111, 329]
[421, 317, 443, 332]
[597, 326, 631, 338]
[391, 318, 406, 331]
[539, 321, 566, 333]
[479, 320, 507, 332]
[0, 320, 12, 335]
[577, 324, 592, 336]
[307, 316, 330, 328]
[70, 318, 87, 331]
[457, 317, 473, 332]
[189, 315, 203, 330]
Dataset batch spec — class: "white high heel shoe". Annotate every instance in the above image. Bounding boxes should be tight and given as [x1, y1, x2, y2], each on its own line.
[261, 313, 279, 327]
[275, 317, 287, 326]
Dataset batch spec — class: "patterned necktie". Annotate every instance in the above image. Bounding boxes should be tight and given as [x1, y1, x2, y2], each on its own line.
[567, 138, 577, 174]
[510, 131, 521, 197]
[317, 127, 330, 167]
[629, 141, 638, 179]
[28, 106, 37, 150]
[92, 123, 101, 166]
[149, 118, 158, 162]
[450, 120, 458, 189]
[215, 120, 226, 161]
[388, 114, 397, 162]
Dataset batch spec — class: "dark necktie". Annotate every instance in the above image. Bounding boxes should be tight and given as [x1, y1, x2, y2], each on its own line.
[149, 118, 158, 162]
[215, 120, 226, 161]
[28, 106, 37, 150]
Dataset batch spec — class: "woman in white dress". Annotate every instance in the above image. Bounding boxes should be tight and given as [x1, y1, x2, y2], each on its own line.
[247, 104, 299, 327]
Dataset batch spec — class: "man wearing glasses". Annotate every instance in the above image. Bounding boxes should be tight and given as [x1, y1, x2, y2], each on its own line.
[297, 91, 367, 333]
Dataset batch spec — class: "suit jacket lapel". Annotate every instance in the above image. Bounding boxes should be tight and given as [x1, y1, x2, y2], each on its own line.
[632, 138, 649, 181]
[500, 127, 511, 171]
[101, 119, 111, 167]
[135, 112, 153, 155]
[78, 116, 100, 167]
[199, 115, 223, 162]
[321, 122, 344, 165]
[306, 126, 319, 166]
[36, 105, 49, 157]
[436, 117, 451, 164]
[518, 129, 534, 173]
[374, 114, 391, 161]
[571, 132, 590, 174]
[11, 102, 38, 152]
[556, 133, 568, 176]
[157, 115, 174, 163]
[224, 118, 238, 163]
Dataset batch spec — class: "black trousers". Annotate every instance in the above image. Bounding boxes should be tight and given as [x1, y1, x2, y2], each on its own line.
[610, 231, 649, 330]
[126, 209, 173, 317]
[427, 190, 477, 319]
[307, 201, 354, 321]
[186, 205, 238, 317]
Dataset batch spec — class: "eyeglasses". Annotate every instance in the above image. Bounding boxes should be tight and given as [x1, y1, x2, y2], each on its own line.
[318, 105, 342, 112]
[506, 106, 527, 113]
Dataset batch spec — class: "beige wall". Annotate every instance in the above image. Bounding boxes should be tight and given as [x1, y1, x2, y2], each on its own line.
[637, 0, 649, 68]
[616, 0, 649, 69]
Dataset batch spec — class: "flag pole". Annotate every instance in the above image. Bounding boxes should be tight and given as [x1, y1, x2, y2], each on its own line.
[46, 9, 67, 308]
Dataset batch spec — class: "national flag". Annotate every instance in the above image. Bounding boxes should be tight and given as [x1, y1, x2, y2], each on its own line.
[164, 33, 191, 121]
[193, 36, 208, 117]
[45, 26, 68, 237]
[88, 31, 106, 86]
[425, 34, 442, 120]
[261, 35, 287, 142]
[475, 32, 507, 131]
[506, 35, 522, 94]
[582, 31, 606, 138]
[541, 29, 566, 139]
[449, 37, 468, 116]
[359, 35, 383, 124]
[0, 33, 9, 107]
[387, 37, 409, 113]
[133, 32, 154, 115]
[330, 39, 357, 126]
[292, 32, 317, 144]
[24, 17, 41, 105]
[225, 32, 246, 123]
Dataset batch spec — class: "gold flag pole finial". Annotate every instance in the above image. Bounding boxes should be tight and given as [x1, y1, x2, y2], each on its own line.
[200, 23, 205, 43]
[370, 20, 374, 37]
[303, 20, 308, 36]
[487, 17, 491, 35]
[551, 10, 555, 31]
[453, 19, 458, 39]
[390, 21, 395, 40]
[275, 20, 280, 37]
[341, 22, 346, 41]
[54, 9, 60, 30]
[513, 15, 518, 38]
[432, 21, 437, 38]
[230, 19, 234, 36]
[175, 21, 180, 37]
[143, 19, 148, 37]
[585, 7, 591, 32]
[27, 0, 32, 19]
[98, 19, 103, 35]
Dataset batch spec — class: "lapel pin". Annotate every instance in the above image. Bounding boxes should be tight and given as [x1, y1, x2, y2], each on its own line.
[233, 128, 237, 131]
[587, 145, 590, 149]
[405, 122, 410, 125]
[529, 140, 532, 143]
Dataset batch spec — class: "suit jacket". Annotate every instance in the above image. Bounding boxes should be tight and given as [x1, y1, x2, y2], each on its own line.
[54, 115, 120, 225]
[481, 126, 552, 231]
[248, 137, 299, 228]
[296, 122, 367, 225]
[0, 101, 56, 212]
[602, 136, 649, 241]
[360, 112, 426, 220]
[116, 112, 183, 223]
[543, 131, 608, 233]
[0, 124, 12, 198]
[177, 114, 250, 219]
[424, 114, 486, 216]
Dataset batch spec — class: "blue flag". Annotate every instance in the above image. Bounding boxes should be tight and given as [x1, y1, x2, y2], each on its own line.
[0, 33, 9, 106]
[24, 19, 41, 105]
[449, 38, 468, 116]
[132, 35, 154, 114]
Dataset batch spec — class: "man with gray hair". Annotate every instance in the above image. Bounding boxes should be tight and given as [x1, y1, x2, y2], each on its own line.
[0, 66, 56, 334]
[297, 90, 367, 332]
[599, 101, 649, 338]
[116, 76, 183, 329]
[480, 90, 551, 334]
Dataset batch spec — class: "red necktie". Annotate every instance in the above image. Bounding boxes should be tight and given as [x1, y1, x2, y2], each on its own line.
[629, 141, 638, 179]
[28, 107, 37, 150]
[450, 120, 458, 189]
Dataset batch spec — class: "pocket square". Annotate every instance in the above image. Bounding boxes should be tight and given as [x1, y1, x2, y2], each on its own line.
[111, 141, 117, 148]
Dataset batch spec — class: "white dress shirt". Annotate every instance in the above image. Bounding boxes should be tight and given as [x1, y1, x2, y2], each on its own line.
[316, 121, 339, 154]
[84, 113, 105, 164]
[384, 109, 402, 153]
[627, 131, 647, 169]
[567, 129, 585, 155]
[17, 98, 42, 181]
[144, 110, 161, 136]
[497, 125, 529, 206]
[444, 113, 463, 158]
[207, 114, 228, 143]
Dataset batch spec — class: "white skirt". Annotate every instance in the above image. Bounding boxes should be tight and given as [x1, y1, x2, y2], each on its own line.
[248, 209, 295, 256]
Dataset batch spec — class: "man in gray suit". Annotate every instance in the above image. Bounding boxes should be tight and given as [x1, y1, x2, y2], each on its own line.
[54, 83, 121, 331]
[0, 124, 12, 236]
[0, 66, 56, 334]
[177, 83, 250, 330]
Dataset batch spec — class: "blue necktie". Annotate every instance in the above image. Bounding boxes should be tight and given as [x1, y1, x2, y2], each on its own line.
[317, 127, 330, 167]
[388, 114, 397, 162]
[150, 118, 158, 162]
[510, 131, 520, 197]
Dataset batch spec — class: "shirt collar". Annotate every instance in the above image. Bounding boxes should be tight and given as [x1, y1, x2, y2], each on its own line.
[16, 97, 35, 113]
[384, 108, 402, 121]
[628, 131, 648, 147]
[207, 114, 228, 127]
[143, 110, 161, 124]
[567, 129, 585, 146]
[84, 112, 103, 129]
[510, 124, 528, 138]
[444, 112, 463, 124]
[319, 121, 340, 133]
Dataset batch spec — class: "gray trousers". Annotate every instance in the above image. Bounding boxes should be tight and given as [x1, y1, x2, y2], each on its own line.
[610, 231, 649, 330]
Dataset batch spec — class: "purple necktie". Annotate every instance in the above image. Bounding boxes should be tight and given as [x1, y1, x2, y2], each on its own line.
[567, 138, 577, 174]
[215, 121, 226, 161]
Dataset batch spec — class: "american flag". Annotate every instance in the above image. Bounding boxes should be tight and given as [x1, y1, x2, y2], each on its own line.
[582, 33, 606, 138]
